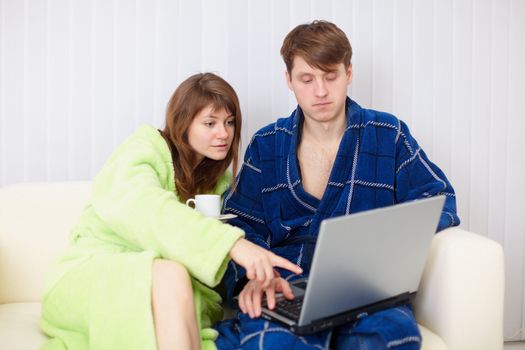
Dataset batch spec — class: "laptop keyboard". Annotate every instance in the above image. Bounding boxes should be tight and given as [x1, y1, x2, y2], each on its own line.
[271, 296, 304, 321]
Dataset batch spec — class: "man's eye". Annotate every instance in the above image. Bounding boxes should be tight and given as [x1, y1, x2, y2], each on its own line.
[326, 74, 337, 81]
[302, 79, 312, 84]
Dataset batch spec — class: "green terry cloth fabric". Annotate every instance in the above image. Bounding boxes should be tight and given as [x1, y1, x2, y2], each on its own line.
[41, 125, 244, 350]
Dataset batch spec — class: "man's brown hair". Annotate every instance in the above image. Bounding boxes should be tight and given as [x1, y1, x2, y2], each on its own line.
[161, 73, 242, 202]
[280, 20, 352, 74]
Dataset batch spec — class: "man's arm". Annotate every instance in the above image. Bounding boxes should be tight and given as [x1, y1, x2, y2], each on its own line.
[394, 120, 460, 231]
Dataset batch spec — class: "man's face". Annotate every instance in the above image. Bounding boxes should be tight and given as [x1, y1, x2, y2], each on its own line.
[286, 56, 352, 124]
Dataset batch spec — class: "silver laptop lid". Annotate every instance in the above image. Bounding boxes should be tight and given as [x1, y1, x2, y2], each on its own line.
[298, 196, 445, 326]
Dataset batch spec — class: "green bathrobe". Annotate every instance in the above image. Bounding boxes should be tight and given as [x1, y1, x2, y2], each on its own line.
[40, 125, 244, 350]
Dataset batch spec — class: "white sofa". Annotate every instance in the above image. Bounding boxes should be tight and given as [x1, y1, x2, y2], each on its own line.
[0, 181, 505, 350]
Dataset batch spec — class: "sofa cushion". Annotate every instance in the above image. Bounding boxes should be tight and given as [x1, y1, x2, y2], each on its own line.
[0, 182, 91, 303]
[0, 302, 47, 349]
[420, 325, 447, 350]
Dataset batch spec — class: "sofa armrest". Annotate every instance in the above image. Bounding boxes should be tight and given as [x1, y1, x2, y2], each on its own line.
[414, 227, 504, 350]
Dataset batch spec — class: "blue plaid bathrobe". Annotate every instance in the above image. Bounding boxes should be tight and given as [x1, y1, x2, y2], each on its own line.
[215, 98, 460, 350]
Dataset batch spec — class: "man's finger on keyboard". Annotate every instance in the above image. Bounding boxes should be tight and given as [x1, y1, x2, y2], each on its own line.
[279, 278, 294, 300]
[253, 284, 263, 317]
[266, 283, 276, 310]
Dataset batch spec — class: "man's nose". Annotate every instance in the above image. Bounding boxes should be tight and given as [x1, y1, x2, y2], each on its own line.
[314, 79, 328, 97]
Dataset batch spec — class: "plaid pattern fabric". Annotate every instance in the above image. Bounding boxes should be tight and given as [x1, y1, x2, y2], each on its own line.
[215, 98, 459, 349]
[223, 97, 459, 300]
[215, 306, 421, 350]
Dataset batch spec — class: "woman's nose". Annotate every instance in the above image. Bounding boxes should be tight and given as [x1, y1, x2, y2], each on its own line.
[216, 124, 229, 139]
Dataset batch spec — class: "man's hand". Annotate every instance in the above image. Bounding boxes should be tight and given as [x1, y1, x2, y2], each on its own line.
[229, 238, 302, 288]
[238, 276, 295, 318]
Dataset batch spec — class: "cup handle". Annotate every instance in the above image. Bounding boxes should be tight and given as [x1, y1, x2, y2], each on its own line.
[186, 198, 196, 208]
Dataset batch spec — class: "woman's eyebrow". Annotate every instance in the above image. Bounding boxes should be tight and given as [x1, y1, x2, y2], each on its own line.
[207, 114, 234, 119]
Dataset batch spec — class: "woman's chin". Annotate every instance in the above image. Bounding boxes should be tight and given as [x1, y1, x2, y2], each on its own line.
[205, 153, 228, 161]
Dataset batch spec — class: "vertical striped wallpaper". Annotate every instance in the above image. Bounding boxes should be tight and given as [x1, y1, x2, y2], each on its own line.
[1, 0, 524, 340]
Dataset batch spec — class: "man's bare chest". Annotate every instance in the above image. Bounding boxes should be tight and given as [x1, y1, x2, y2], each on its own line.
[297, 146, 337, 200]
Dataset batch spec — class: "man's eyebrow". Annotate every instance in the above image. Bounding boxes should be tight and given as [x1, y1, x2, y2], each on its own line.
[295, 70, 337, 77]
[318, 68, 339, 74]
[295, 72, 313, 78]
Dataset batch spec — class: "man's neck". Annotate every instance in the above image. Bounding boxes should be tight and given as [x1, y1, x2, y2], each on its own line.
[301, 112, 346, 147]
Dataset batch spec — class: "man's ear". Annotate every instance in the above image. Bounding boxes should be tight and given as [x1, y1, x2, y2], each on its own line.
[285, 70, 293, 91]
[346, 64, 353, 85]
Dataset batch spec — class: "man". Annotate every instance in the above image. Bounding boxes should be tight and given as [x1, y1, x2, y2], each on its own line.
[215, 20, 459, 350]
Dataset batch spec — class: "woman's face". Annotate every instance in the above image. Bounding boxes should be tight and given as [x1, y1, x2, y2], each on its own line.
[187, 105, 235, 164]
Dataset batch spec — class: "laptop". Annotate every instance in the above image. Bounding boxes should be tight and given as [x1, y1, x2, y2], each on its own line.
[260, 195, 445, 335]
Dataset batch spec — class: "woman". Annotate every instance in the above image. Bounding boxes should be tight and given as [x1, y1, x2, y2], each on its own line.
[41, 73, 301, 350]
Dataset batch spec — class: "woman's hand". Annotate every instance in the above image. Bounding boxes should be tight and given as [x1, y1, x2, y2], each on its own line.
[229, 238, 302, 288]
[238, 277, 294, 318]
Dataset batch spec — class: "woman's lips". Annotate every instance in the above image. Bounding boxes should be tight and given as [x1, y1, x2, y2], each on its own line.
[212, 144, 228, 150]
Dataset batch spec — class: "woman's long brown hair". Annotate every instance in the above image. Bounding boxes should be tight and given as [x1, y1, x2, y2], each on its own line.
[161, 73, 242, 203]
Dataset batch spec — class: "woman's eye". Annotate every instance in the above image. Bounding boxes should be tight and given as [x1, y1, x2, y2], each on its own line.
[226, 120, 235, 126]
[326, 74, 337, 81]
[204, 122, 215, 127]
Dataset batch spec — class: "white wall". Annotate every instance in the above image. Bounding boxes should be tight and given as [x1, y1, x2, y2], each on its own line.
[1, 0, 525, 340]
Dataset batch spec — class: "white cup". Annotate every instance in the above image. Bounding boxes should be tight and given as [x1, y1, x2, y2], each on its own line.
[185, 194, 221, 217]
